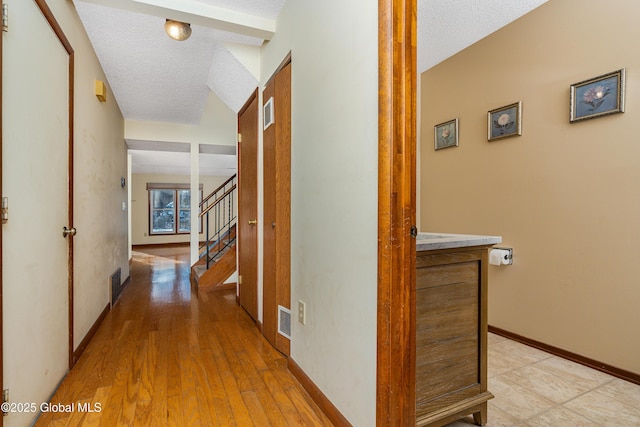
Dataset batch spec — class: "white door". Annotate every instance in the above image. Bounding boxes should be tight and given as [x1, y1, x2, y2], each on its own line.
[2, 1, 72, 425]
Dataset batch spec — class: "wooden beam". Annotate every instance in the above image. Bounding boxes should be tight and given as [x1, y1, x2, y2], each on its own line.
[377, 0, 417, 424]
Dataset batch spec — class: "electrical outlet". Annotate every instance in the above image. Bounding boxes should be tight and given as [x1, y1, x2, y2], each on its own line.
[298, 300, 306, 325]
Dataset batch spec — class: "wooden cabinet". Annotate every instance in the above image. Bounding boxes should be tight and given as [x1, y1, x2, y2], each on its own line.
[415, 245, 493, 427]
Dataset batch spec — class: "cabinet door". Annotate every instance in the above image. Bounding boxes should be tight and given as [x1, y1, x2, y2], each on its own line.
[415, 250, 483, 418]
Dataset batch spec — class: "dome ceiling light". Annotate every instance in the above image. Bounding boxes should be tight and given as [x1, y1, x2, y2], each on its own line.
[165, 19, 192, 41]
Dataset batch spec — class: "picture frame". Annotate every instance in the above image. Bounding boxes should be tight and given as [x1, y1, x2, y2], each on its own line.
[570, 69, 625, 123]
[434, 118, 458, 150]
[263, 96, 275, 130]
[488, 101, 522, 141]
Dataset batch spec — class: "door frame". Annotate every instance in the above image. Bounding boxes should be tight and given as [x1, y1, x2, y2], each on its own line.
[377, 0, 417, 425]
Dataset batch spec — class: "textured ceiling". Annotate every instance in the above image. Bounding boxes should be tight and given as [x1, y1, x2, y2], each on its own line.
[418, 0, 549, 72]
[74, 0, 269, 124]
[206, 44, 259, 114]
[75, 0, 549, 175]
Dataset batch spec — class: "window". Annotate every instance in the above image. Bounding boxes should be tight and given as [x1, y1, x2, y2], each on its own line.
[148, 183, 203, 235]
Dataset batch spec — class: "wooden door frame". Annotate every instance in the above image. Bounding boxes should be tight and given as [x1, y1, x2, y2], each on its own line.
[32, 0, 76, 369]
[377, 0, 417, 425]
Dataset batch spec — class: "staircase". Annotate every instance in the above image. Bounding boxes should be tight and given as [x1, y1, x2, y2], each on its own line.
[191, 174, 237, 290]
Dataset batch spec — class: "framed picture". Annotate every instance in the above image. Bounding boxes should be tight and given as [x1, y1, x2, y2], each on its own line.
[570, 69, 625, 123]
[434, 118, 458, 150]
[488, 101, 522, 141]
[263, 96, 275, 130]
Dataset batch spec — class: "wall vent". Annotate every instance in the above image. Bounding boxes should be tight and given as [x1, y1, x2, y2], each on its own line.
[111, 268, 122, 306]
[278, 305, 291, 340]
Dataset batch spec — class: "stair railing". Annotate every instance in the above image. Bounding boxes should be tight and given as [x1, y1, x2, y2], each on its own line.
[199, 174, 237, 269]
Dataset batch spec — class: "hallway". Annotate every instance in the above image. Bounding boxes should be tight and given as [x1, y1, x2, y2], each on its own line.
[35, 245, 333, 426]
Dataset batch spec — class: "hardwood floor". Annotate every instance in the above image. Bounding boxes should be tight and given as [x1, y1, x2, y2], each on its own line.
[35, 246, 333, 426]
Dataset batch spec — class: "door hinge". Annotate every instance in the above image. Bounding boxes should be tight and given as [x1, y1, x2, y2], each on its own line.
[2, 4, 8, 33]
[1, 197, 8, 224]
[2, 389, 8, 416]
[410, 225, 417, 239]
[237, 133, 242, 143]
[238, 275, 242, 285]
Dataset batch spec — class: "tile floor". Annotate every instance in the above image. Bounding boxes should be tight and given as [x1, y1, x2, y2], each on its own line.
[446, 333, 640, 427]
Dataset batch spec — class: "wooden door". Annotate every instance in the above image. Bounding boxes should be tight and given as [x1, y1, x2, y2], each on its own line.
[1, 0, 74, 423]
[263, 61, 291, 355]
[237, 90, 259, 321]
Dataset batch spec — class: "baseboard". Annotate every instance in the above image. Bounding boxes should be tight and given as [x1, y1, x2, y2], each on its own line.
[488, 325, 640, 385]
[288, 358, 352, 427]
[72, 303, 110, 365]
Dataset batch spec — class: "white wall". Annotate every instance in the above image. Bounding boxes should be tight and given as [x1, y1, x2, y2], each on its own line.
[260, 1, 378, 425]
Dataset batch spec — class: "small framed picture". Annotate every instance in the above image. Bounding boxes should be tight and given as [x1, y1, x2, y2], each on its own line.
[263, 97, 275, 130]
[488, 101, 522, 141]
[434, 118, 458, 150]
[570, 69, 625, 123]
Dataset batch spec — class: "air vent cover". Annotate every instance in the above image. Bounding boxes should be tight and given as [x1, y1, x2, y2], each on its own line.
[278, 305, 291, 340]
[111, 268, 122, 306]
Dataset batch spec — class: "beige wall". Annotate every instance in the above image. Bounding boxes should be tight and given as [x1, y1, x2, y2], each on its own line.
[420, 0, 640, 374]
[260, 1, 378, 425]
[131, 173, 230, 245]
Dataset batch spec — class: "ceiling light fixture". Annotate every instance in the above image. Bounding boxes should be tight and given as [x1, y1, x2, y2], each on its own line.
[164, 19, 191, 41]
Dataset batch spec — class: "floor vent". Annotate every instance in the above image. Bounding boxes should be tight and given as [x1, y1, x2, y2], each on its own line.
[111, 268, 122, 306]
[278, 305, 291, 340]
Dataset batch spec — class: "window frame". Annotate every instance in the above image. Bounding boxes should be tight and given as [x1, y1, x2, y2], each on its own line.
[147, 183, 203, 236]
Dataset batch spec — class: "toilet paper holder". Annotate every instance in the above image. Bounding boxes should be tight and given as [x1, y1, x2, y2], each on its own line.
[491, 247, 513, 265]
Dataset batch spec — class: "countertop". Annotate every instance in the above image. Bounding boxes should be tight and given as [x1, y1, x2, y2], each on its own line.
[416, 232, 502, 252]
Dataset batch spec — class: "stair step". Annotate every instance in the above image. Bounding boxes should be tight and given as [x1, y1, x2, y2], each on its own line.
[192, 264, 207, 279]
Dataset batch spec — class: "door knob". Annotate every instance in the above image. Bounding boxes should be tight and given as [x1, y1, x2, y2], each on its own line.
[248, 219, 257, 225]
[62, 226, 77, 238]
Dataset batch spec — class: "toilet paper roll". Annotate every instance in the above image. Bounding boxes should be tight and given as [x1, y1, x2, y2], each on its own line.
[490, 249, 511, 266]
